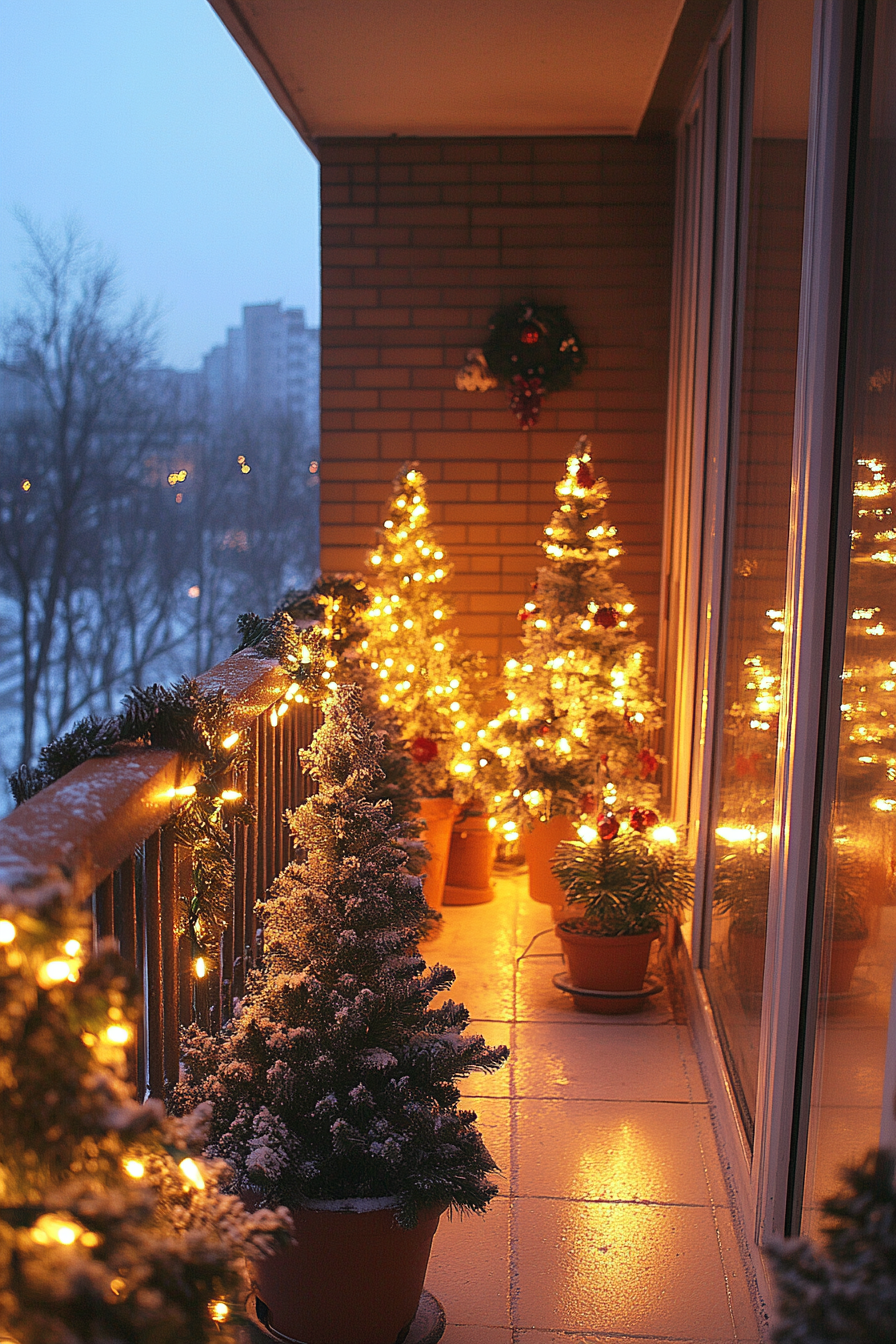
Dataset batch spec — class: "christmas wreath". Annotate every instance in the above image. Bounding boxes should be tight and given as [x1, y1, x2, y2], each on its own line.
[456, 300, 585, 429]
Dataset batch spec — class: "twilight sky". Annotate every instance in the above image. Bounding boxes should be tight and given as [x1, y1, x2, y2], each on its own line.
[0, 0, 320, 369]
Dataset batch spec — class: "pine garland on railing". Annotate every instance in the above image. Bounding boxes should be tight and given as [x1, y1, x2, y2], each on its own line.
[7, 617, 327, 960]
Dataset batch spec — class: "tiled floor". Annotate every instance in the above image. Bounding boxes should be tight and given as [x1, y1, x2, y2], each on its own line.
[423, 868, 763, 1344]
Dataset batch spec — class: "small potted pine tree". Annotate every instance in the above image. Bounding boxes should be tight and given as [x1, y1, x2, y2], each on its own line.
[175, 684, 508, 1344]
[361, 464, 494, 906]
[494, 437, 664, 916]
[551, 818, 693, 1012]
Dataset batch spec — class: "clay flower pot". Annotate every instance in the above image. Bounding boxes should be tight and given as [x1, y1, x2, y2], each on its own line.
[827, 936, 868, 995]
[251, 1200, 445, 1344]
[556, 921, 659, 1014]
[443, 812, 497, 904]
[522, 814, 578, 918]
[417, 797, 460, 911]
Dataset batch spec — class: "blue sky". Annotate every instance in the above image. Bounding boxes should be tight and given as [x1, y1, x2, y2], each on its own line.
[0, 1, 320, 369]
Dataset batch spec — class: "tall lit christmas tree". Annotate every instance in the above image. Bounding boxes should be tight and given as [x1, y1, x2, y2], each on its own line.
[0, 883, 288, 1344]
[360, 465, 490, 799]
[496, 437, 663, 833]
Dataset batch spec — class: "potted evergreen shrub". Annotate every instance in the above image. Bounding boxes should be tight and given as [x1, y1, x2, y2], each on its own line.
[713, 839, 870, 995]
[551, 816, 693, 1013]
[175, 684, 508, 1344]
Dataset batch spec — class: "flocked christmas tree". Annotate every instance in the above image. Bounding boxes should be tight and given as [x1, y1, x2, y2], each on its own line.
[496, 436, 664, 833]
[175, 683, 508, 1227]
[360, 464, 491, 800]
[0, 880, 288, 1344]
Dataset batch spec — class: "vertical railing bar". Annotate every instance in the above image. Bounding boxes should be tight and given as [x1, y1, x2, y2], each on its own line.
[160, 828, 179, 1092]
[95, 873, 115, 943]
[117, 856, 140, 1091]
[144, 832, 164, 1098]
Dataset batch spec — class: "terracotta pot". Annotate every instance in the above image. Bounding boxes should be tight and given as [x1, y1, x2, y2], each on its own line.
[251, 1202, 444, 1344]
[521, 814, 578, 918]
[417, 798, 460, 911]
[827, 936, 867, 995]
[556, 922, 658, 1014]
[729, 926, 767, 995]
[443, 813, 496, 905]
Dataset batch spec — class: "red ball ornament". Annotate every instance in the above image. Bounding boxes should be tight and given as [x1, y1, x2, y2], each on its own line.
[520, 323, 541, 345]
[637, 748, 659, 780]
[595, 606, 619, 629]
[576, 462, 596, 489]
[409, 736, 439, 764]
[596, 811, 620, 842]
[629, 806, 659, 834]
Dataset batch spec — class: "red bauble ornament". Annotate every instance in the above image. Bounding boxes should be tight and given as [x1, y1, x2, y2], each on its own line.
[576, 462, 596, 489]
[579, 791, 597, 813]
[637, 748, 659, 780]
[596, 810, 620, 842]
[409, 736, 439, 764]
[509, 374, 544, 429]
[520, 323, 540, 345]
[518, 607, 532, 622]
[629, 806, 659, 834]
[595, 606, 619, 629]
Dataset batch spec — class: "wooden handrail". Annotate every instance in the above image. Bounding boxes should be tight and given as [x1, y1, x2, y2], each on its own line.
[0, 649, 290, 907]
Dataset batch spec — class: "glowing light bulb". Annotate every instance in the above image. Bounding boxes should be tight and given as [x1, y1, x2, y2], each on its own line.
[179, 1157, 205, 1190]
[651, 827, 677, 844]
[64, 939, 81, 956]
[222, 731, 240, 749]
[0, 920, 15, 944]
[104, 1024, 131, 1045]
[39, 958, 74, 985]
[210, 1302, 230, 1322]
[578, 825, 598, 843]
[125, 1159, 145, 1179]
[194, 957, 207, 979]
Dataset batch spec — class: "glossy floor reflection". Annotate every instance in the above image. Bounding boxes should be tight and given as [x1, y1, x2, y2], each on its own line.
[424, 869, 763, 1344]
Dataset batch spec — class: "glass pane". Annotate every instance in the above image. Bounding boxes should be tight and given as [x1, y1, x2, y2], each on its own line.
[802, 0, 896, 1235]
[701, 0, 814, 1138]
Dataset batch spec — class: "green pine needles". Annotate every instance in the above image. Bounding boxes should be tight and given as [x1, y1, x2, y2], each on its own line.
[552, 830, 693, 936]
[175, 684, 508, 1227]
[768, 1148, 896, 1343]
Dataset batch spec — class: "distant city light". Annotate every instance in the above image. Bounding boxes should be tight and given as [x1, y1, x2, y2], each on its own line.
[188, 585, 200, 599]
[241, 464, 251, 474]
[309, 460, 319, 473]
[175, 492, 183, 503]
[21, 479, 31, 491]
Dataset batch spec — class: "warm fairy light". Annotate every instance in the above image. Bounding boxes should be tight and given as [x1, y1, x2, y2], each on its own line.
[210, 1302, 230, 1322]
[219, 789, 242, 802]
[30, 1215, 91, 1247]
[194, 957, 207, 979]
[104, 1024, 131, 1045]
[124, 1159, 145, 1179]
[716, 825, 768, 844]
[874, 797, 896, 812]
[578, 824, 598, 843]
[270, 709, 278, 727]
[165, 784, 197, 799]
[64, 939, 81, 956]
[39, 958, 75, 986]
[651, 826, 677, 844]
[179, 1157, 206, 1190]
[222, 731, 240, 749]
[277, 701, 289, 717]
[0, 920, 16, 944]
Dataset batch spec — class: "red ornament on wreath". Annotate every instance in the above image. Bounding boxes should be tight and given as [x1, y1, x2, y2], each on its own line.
[509, 375, 544, 429]
[520, 323, 541, 345]
[629, 806, 659, 834]
[596, 810, 620, 841]
[595, 606, 619, 629]
[409, 736, 439, 764]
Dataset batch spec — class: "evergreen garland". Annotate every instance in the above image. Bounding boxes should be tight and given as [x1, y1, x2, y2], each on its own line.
[174, 684, 508, 1227]
[8, 617, 327, 959]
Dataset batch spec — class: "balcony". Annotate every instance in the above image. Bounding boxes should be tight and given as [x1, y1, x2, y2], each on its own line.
[0, 638, 765, 1342]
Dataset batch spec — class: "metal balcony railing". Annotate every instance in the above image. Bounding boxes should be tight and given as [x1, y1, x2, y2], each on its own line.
[0, 649, 320, 1099]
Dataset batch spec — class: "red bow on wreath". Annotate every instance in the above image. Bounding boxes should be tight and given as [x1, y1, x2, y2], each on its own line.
[509, 375, 544, 429]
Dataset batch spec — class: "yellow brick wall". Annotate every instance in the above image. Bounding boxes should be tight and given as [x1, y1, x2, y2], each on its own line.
[318, 136, 675, 672]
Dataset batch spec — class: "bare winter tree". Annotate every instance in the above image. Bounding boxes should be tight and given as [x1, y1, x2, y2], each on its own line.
[0, 218, 191, 764]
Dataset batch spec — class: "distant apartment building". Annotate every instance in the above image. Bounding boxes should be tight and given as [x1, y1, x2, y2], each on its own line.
[202, 302, 320, 447]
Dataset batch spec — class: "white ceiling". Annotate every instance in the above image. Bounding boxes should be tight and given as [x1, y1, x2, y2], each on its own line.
[210, 0, 688, 144]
